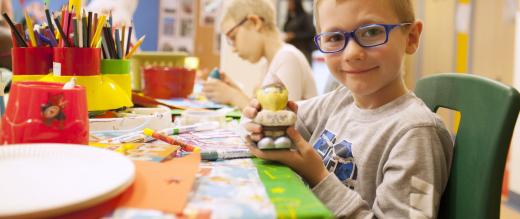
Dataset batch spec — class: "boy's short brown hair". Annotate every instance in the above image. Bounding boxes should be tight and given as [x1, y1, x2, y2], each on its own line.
[313, 0, 416, 32]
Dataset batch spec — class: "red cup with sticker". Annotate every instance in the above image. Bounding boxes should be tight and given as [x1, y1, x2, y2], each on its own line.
[1, 81, 89, 144]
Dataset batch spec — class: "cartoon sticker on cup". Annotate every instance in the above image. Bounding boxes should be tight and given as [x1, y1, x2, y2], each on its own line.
[41, 93, 67, 128]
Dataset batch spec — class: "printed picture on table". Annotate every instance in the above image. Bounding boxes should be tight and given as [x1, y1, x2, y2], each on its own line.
[91, 142, 179, 163]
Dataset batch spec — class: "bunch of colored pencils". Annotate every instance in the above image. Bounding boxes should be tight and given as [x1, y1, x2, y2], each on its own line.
[101, 22, 145, 60]
[2, 1, 144, 59]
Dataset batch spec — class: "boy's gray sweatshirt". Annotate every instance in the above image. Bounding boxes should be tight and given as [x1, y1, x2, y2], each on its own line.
[296, 87, 453, 218]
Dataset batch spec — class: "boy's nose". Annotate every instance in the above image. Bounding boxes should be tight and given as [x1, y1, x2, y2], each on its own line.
[341, 39, 366, 62]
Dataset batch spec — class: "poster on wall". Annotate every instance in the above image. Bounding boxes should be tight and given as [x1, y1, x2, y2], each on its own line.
[158, 0, 195, 53]
[199, 0, 220, 27]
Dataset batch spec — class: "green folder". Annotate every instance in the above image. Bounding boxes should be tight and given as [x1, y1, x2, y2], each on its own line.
[253, 159, 333, 219]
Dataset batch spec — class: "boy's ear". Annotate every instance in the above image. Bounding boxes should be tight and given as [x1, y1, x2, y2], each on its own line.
[405, 20, 423, 54]
[247, 15, 265, 31]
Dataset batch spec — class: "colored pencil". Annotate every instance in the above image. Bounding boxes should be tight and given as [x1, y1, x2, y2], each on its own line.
[54, 13, 70, 47]
[77, 17, 83, 48]
[125, 35, 145, 59]
[43, 27, 58, 47]
[90, 15, 106, 48]
[101, 37, 110, 59]
[87, 11, 92, 47]
[121, 25, 126, 56]
[1, 12, 27, 47]
[44, 4, 56, 38]
[126, 25, 132, 56]
[115, 28, 122, 58]
[72, 18, 78, 47]
[24, 11, 37, 47]
[82, 13, 88, 47]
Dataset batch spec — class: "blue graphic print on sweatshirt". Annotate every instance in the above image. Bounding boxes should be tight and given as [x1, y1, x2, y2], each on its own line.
[313, 130, 357, 188]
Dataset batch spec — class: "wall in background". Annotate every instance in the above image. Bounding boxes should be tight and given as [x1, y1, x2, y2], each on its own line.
[133, 0, 158, 51]
[472, 0, 515, 85]
[194, 0, 220, 70]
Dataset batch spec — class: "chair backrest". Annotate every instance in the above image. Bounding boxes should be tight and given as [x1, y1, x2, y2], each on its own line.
[415, 73, 520, 219]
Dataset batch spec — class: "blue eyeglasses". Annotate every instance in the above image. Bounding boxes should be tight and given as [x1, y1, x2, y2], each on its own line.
[314, 23, 411, 53]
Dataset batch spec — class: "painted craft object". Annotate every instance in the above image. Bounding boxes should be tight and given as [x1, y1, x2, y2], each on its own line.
[254, 83, 296, 150]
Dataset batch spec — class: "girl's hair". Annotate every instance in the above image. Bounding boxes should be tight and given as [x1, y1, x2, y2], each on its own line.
[313, 0, 416, 32]
[221, 0, 277, 31]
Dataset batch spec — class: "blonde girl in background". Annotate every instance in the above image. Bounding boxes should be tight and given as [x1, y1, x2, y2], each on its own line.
[202, 0, 317, 110]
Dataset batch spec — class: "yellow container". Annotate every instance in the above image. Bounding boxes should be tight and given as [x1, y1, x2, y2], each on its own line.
[106, 74, 131, 98]
[12, 75, 47, 83]
[39, 75, 133, 111]
[100, 60, 132, 99]
[130, 52, 187, 91]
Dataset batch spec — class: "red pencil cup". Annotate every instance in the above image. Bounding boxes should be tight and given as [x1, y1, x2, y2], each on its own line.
[11, 47, 53, 75]
[1, 81, 89, 144]
[53, 48, 100, 76]
[142, 67, 196, 99]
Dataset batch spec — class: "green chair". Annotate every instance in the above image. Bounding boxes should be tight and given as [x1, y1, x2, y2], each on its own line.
[415, 73, 520, 219]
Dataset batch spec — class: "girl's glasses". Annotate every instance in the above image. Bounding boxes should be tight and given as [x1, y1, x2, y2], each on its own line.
[225, 18, 248, 46]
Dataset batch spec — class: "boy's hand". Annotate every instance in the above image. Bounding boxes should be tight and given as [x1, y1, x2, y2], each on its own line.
[244, 100, 329, 187]
[242, 100, 298, 141]
[246, 127, 330, 187]
[242, 99, 263, 141]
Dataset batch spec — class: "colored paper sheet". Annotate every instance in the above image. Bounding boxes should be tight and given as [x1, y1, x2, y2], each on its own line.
[253, 159, 333, 219]
[118, 153, 200, 212]
[58, 153, 200, 218]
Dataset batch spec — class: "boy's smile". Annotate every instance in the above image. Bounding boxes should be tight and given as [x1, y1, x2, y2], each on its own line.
[342, 66, 379, 75]
[317, 0, 422, 109]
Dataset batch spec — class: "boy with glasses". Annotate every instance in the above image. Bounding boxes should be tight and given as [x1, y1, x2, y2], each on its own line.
[202, 0, 317, 110]
[242, 0, 453, 218]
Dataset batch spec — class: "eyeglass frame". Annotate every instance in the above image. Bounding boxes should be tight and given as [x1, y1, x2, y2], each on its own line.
[225, 17, 249, 46]
[225, 16, 266, 46]
[313, 23, 412, 54]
